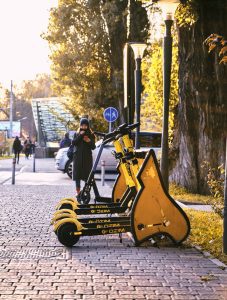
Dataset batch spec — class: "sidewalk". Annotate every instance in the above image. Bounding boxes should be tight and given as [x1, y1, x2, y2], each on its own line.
[0, 179, 226, 299]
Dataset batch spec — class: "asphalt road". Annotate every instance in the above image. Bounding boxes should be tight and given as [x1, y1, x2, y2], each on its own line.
[0, 157, 58, 185]
[0, 156, 117, 187]
[0, 156, 57, 173]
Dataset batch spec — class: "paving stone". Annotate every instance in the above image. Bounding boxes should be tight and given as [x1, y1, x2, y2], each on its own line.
[0, 185, 226, 299]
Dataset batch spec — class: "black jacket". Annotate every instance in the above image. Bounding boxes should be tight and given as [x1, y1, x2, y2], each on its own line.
[72, 130, 96, 181]
[13, 139, 22, 153]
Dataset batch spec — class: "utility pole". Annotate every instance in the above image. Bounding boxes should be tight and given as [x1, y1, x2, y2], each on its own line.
[9, 80, 13, 138]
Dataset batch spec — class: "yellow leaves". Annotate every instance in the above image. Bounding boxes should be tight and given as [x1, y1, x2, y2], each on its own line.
[175, 0, 199, 28]
[204, 34, 227, 65]
[141, 38, 179, 141]
[200, 274, 216, 282]
[201, 161, 224, 217]
[220, 56, 227, 64]
[219, 45, 227, 56]
[208, 44, 217, 53]
[186, 209, 227, 264]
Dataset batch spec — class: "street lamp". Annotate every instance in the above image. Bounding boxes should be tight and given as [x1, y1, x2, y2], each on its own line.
[153, 0, 181, 191]
[130, 42, 147, 149]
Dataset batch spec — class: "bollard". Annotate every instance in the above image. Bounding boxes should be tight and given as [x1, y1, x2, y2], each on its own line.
[101, 160, 105, 186]
[33, 148, 36, 173]
[223, 137, 227, 254]
[12, 158, 16, 185]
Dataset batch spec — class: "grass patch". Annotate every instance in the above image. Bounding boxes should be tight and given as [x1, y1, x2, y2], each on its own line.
[170, 183, 214, 204]
[186, 209, 227, 265]
[0, 155, 13, 160]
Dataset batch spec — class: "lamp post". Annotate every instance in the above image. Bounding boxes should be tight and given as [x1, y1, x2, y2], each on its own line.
[130, 43, 147, 149]
[9, 80, 13, 139]
[153, 0, 181, 191]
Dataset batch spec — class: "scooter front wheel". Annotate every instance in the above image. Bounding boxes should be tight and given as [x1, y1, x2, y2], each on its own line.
[77, 191, 91, 204]
[57, 223, 80, 247]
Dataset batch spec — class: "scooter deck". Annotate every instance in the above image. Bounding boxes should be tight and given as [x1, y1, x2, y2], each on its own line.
[58, 188, 136, 215]
[75, 205, 129, 215]
[79, 219, 130, 229]
[78, 216, 130, 224]
[75, 224, 131, 236]
[94, 196, 113, 203]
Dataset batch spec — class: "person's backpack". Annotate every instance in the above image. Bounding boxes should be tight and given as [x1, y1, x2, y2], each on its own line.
[67, 145, 74, 160]
[60, 138, 72, 148]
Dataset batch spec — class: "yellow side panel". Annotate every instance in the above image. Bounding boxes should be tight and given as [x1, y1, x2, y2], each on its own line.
[133, 152, 190, 244]
[112, 164, 127, 203]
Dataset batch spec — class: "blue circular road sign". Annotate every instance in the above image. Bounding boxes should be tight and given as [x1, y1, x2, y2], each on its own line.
[103, 107, 119, 123]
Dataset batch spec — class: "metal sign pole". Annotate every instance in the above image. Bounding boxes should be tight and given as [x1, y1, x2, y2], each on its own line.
[101, 160, 105, 186]
[223, 137, 227, 254]
[12, 158, 16, 185]
[109, 122, 112, 133]
[33, 147, 36, 173]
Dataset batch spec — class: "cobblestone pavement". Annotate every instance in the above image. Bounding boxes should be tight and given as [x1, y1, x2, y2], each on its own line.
[0, 185, 226, 300]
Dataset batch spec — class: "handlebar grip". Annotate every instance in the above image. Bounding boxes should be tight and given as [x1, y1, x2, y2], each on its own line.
[118, 123, 128, 131]
[94, 122, 139, 141]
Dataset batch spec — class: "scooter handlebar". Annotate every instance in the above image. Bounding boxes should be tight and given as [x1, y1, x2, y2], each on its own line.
[94, 131, 106, 138]
[126, 122, 140, 131]
[94, 122, 140, 142]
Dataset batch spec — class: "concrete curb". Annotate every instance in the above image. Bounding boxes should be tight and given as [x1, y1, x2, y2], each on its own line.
[193, 244, 227, 270]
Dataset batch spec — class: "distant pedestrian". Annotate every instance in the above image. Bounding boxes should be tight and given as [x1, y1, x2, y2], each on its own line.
[12, 136, 22, 164]
[24, 136, 32, 159]
[72, 118, 96, 196]
[30, 140, 36, 156]
[60, 132, 72, 148]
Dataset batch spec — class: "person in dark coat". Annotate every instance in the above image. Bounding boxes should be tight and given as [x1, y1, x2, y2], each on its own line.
[59, 132, 72, 148]
[72, 118, 96, 195]
[24, 136, 32, 159]
[12, 136, 22, 164]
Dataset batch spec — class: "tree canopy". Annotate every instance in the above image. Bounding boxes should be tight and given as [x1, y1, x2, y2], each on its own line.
[43, 0, 149, 130]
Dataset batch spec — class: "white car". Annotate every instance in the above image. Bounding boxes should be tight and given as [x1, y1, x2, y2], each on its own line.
[55, 132, 161, 178]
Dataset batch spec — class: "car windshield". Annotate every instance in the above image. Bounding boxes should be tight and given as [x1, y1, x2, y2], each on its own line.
[131, 132, 161, 148]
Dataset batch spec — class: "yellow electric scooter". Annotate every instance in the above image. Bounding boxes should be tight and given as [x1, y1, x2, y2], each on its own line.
[52, 124, 139, 223]
[52, 124, 190, 247]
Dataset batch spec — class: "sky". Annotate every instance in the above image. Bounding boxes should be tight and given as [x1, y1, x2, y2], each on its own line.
[0, 0, 58, 89]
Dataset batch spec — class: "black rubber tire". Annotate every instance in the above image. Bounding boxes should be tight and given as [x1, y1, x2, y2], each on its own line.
[77, 191, 91, 204]
[54, 216, 69, 235]
[65, 160, 73, 179]
[57, 222, 80, 247]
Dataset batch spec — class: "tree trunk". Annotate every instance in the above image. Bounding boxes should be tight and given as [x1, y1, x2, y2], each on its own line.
[101, 0, 149, 123]
[170, 0, 227, 194]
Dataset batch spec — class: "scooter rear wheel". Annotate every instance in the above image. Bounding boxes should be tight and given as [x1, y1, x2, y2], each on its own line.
[57, 222, 80, 247]
[77, 191, 91, 204]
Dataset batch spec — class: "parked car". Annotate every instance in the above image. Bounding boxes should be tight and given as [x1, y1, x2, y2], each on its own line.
[55, 132, 162, 178]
